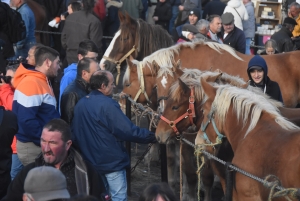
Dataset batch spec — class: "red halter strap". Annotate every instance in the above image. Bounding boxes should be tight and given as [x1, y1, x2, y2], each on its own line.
[160, 87, 196, 135]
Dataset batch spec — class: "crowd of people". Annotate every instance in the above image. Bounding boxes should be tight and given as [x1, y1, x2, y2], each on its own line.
[0, 0, 300, 200]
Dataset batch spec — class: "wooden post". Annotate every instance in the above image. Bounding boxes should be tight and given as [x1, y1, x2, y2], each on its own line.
[125, 96, 131, 196]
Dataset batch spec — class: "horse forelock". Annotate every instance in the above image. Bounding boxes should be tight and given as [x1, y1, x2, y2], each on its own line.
[170, 76, 206, 104]
[211, 85, 298, 137]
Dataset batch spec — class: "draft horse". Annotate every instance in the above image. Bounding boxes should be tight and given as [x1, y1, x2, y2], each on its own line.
[137, 40, 300, 107]
[196, 78, 300, 200]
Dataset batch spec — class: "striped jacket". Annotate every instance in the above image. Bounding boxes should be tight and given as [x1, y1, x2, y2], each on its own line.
[12, 63, 60, 146]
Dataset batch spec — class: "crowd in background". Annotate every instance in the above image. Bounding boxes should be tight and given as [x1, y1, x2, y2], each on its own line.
[1, 0, 300, 200]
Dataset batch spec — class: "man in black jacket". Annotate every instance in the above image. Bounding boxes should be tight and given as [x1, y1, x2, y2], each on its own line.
[0, 107, 18, 200]
[1, 119, 106, 201]
[0, 2, 15, 74]
[271, 17, 297, 53]
[218, 12, 246, 53]
[60, 58, 100, 125]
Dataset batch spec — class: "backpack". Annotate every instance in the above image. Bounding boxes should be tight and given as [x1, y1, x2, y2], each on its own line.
[0, 2, 26, 43]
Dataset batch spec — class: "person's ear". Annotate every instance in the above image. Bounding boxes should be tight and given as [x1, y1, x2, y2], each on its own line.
[65, 140, 72, 151]
[78, 54, 84, 60]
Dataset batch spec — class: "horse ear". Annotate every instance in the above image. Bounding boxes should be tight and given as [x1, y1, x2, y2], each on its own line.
[152, 60, 160, 72]
[200, 77, 216, 99]
[206, 73, 222, 83]
[125, 12, 133, 24]
[241, 81, 250, 89]
[126, 59, 137, 73]
[173, 66, 184, 77]
[118, 10, 126, 23]
[178, 78, 190, 94]
[214, 69, 223, 74]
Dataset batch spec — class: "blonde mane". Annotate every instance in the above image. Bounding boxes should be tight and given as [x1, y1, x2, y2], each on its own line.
[211, 85, 298, 136]
[139, 40, 243, 71]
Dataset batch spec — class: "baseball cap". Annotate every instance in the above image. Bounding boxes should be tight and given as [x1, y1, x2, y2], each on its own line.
[221, 12, 234, 25]
[24, 166, 70, 201]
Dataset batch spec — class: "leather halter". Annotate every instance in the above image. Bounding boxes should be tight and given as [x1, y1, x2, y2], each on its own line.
[103, 45, 137, 86]
[200, 105, 226, 145]
[133, 62, 151, 103]
[160, 87, 196, 135]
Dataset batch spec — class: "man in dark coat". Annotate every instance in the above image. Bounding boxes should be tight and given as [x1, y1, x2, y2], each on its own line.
[218, 12, 246, 53]
[0, 2, 15, 74]
[247, 55, 283, 102]
[271, 17, 297, 53]
[153, 0, 172, 30]
[0, 107, 18, 200]
[2, 119, 106, 201]
[72, 70, 157, 201]
[61, 0, 103, 65]
[202, 0, 226, 20]
[60, 58, 100, 125]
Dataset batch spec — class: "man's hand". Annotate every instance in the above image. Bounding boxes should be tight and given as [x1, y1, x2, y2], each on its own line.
[187, 33, 194, 40]
[288, 10, 293, 18]
[179, 5, 184, 11]
[153, 16, 158, 21]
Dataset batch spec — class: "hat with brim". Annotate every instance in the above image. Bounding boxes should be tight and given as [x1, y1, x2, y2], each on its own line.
[182, 24, 199, 34]
[221, 12, 234, 25]
[30, 189, 70, 201]
[248, 66, 263, 71]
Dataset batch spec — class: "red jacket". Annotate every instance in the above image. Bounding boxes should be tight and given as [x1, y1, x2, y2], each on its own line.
[0, 83, 16, 153]
[93, 0, 106, 21]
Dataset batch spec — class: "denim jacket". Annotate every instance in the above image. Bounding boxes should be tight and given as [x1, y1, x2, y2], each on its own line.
[16, 3, 36, 48]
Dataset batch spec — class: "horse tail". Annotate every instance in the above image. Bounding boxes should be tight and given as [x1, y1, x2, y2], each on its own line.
[224, 162, 234, 201]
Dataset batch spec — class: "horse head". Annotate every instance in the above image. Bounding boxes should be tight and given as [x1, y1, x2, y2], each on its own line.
[122, 59, 158, 109]
[100, 12, 139, 82]
[156, 59, 183, 115]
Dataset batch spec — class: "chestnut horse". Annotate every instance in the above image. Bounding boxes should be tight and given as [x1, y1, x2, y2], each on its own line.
[137, 40, 300, 107]
[154, 69, 300, 200]
[196, 78, 300, 200]
[100, 12, 173, 92]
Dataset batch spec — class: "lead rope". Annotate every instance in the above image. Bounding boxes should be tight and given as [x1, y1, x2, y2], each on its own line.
[195, 146, 205, 201]
[180, 139, 183, 201]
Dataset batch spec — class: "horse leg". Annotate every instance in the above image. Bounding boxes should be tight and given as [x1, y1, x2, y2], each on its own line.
[201, 161, 214, 201]
[181, 143, 198, 201]
[166, 143, 178, 192]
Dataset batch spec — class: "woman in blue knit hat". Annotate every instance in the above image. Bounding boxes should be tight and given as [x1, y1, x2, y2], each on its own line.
[247, 55, 283, 102]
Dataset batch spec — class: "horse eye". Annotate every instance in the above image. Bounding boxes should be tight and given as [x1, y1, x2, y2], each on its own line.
[125, 83, 130, 87]
[172, 105, 179, 111]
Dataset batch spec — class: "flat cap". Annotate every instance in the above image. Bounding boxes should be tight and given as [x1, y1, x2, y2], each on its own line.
[221, 12, 234, 24]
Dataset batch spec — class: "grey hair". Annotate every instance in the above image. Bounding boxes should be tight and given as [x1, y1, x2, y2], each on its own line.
[290, 2, 300, 9]
[196, 19, 210, 31]
[264, 39, 277, 50]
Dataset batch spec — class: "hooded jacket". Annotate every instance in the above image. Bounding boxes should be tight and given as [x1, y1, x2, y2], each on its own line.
[2, 148, 105, 201]
[59, 63, 77, 103]
[247, 55, 283, 102]
[223, 0, 248, 30]
[12, 63, 60, 146]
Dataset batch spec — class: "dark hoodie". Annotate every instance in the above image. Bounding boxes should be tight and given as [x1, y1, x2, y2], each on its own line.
[247, 55, 283, 103]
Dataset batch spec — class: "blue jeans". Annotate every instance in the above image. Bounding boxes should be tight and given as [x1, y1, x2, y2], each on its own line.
[245, 38, 251, 55]
[10, 154, 23, 180]
[169, 6, 179, 34]
[103, 170, 127, 201]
